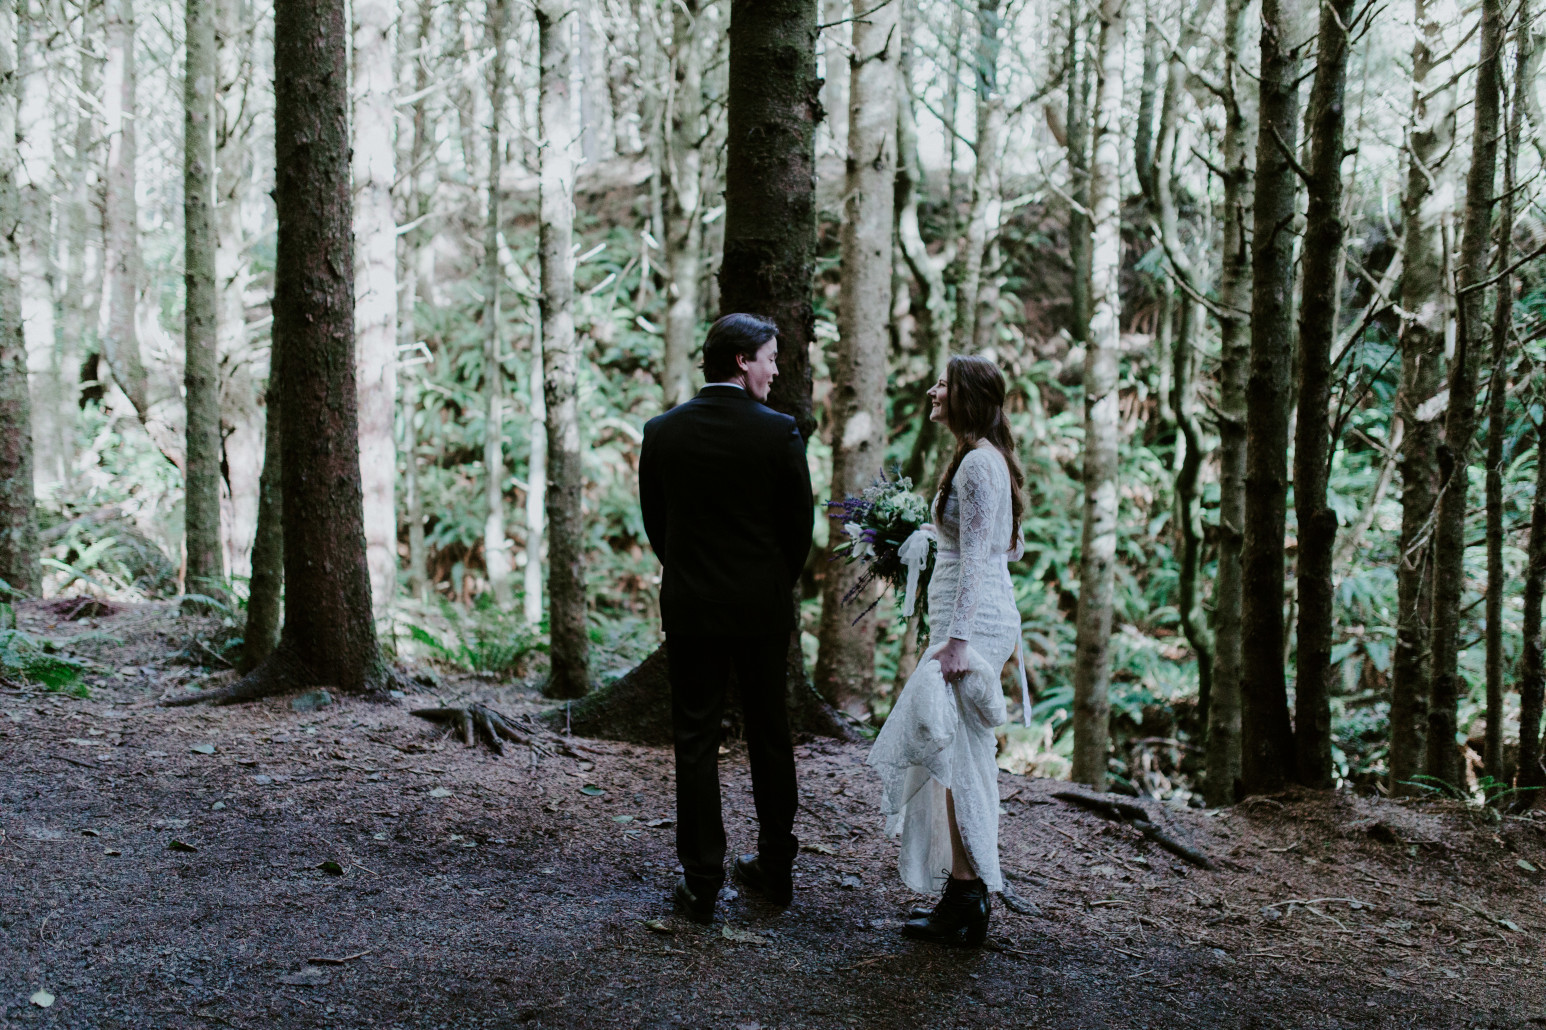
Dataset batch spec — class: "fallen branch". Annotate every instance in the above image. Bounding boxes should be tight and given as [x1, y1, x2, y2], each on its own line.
[306, 949, 373, 966]
[1052, 791, 1216, 870]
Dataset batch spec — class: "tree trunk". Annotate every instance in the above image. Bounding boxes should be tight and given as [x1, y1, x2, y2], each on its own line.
[1519, 421, 1546, 801]
[818, 0, 847, 160]
[813, 0, 897, 711]
[100, 0, 148, 420]
[216, 0, 260, 584]
[1240, 0, 1306, 796]
[189, 0, 386, 703]
[185, 0, 224, 605]
[896, 32, 952, 487]
[525, 302, 547, 626]
[1065, 2, 1093, 346]
[1204, 0, 1254, 807]
[1483, 12, 1524, 789]
[1427, 0, 1503, 788]
[951, 0, 1003, 355]
[16, 2, 63, 497]
[661, 0, 705, 411]
[1504, 0, 1537, 800]
[1290, 0, 1355, 790]
[484, 0, 513, 606]
[1132, 0, 1162, 204]
[399, 0, 434, 604]
[1071, 0, 1127, 791]
[0, 0, 39, 597]
[1389, 0, 1456, 793]
[538, 0, 591, 699]
[354, 0, 399, 616]
[1152, 0, 1216, 721]
[241, 339, 282, 673]
[720, 0, 841, 735]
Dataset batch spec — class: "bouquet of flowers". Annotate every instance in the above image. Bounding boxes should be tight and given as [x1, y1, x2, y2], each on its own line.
[828, 470, 934, 623]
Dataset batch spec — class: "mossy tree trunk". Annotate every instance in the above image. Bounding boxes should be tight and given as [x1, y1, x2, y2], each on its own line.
[184, 0, 225, 606]
[484, 0, 513, 606]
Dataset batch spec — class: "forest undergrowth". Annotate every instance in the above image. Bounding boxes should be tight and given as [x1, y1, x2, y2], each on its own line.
[3, 602, 1543, 1028]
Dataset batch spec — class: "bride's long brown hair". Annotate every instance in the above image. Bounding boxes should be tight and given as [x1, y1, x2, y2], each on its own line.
[935, 355, 1024, 546]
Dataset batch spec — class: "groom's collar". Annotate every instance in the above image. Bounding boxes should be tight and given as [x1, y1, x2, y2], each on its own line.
[699, 382, 748, 397]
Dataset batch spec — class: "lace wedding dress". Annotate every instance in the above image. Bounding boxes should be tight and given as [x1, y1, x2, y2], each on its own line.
[868, 444, 1021, 894]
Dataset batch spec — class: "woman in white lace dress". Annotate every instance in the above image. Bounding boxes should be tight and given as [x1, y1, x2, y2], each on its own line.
[867, 355, 1025, 947]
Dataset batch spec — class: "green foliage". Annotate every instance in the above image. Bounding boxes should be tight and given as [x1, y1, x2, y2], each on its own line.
[402, 598, 548, 677]
[0, 628, 86, 695]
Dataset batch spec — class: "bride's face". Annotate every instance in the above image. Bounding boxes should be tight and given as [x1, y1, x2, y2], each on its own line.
[926, 375, 949, 425]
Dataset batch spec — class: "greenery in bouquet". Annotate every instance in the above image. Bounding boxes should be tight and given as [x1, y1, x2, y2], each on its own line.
[828, 470, 933, 623]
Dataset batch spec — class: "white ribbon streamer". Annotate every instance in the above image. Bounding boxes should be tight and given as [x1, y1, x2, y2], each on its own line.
[897, 526, 935, 618]
[1015, 636, 1032, 728]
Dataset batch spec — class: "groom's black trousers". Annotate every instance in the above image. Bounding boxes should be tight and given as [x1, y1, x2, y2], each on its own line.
[667, 631, 798, 896]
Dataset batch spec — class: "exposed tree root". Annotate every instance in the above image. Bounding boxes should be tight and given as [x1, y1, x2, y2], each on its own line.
[551, 642, 857, 746]
[411, 703, 544, 757]
[158, 645, 398, 707]
[1053, 790, 1217, 870]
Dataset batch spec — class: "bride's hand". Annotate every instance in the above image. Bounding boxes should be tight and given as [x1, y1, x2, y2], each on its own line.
[936, 638, 970, 683]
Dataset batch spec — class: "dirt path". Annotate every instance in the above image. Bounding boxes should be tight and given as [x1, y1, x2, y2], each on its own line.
[2, 604, 1543, 1028]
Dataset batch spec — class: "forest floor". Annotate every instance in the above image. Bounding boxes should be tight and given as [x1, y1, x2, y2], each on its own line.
[2, 602, 1545, 1029]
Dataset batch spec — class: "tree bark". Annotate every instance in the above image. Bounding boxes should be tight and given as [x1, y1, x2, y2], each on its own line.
[896, 33, 952, 487]
[1290, 0, 1355, 790]
[484, 0, 513, 606]
[100, 0, 148, 420]
[16, 1, 63, 496]
[951, 0, 1004, 355]
[1427, 0, 1503, 788]
[1152, 0, 1216, 722]
[813, 0, 897, 710]
[185, 0, 224, 605]
[0, 0, 39, 597]
[1483, 10, 1524, 789]
[1204, 0, 1254, 807]
[1071, 0, 1127, 791]
[538, 0, 591, 699]
[1389, 0, 1456, 793]
[1132, 0, 1162, 204]
[204, 0, 386, 701]
[241, 338, 282, 673]
[399, 0, 434, 604]
[216, 0, 260, 583]
[1240, 0, 1307, 795]
[1066, 2, 1093, 345]
[1519, 420, 1546, 801]
[720, 0, 842, 735]
[354, 0, 399, 616]
[525, 302, 547, 627]
[661, 0, 706, 411]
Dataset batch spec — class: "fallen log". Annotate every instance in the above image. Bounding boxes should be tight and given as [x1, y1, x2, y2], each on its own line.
[1052, 790, 1216, 871]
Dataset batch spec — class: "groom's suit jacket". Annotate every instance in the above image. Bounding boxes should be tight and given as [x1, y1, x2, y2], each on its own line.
[640, 384, 814, 637]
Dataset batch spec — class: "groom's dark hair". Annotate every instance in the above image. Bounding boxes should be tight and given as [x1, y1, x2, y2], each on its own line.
[701, 313, 778, 382]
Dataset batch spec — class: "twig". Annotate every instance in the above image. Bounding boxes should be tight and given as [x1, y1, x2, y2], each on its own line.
[1052, 791, 1217, 870]
[51, 753, 101, 770]
[306, 948, 373, 966]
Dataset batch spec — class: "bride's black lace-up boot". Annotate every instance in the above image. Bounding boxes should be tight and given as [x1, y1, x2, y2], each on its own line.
[902, 875, 989, 947]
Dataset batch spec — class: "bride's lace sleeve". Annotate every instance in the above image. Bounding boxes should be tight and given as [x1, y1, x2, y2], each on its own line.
[947, 450, 1003, 642]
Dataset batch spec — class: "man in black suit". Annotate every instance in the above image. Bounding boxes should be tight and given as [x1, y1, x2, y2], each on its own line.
[639, 313, 814, 923]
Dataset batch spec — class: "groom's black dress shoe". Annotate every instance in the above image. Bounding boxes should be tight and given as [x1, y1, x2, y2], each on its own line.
[732, 854, 793, 907]
[902, 876, 989, 947]
[673, 877, 715, 924]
